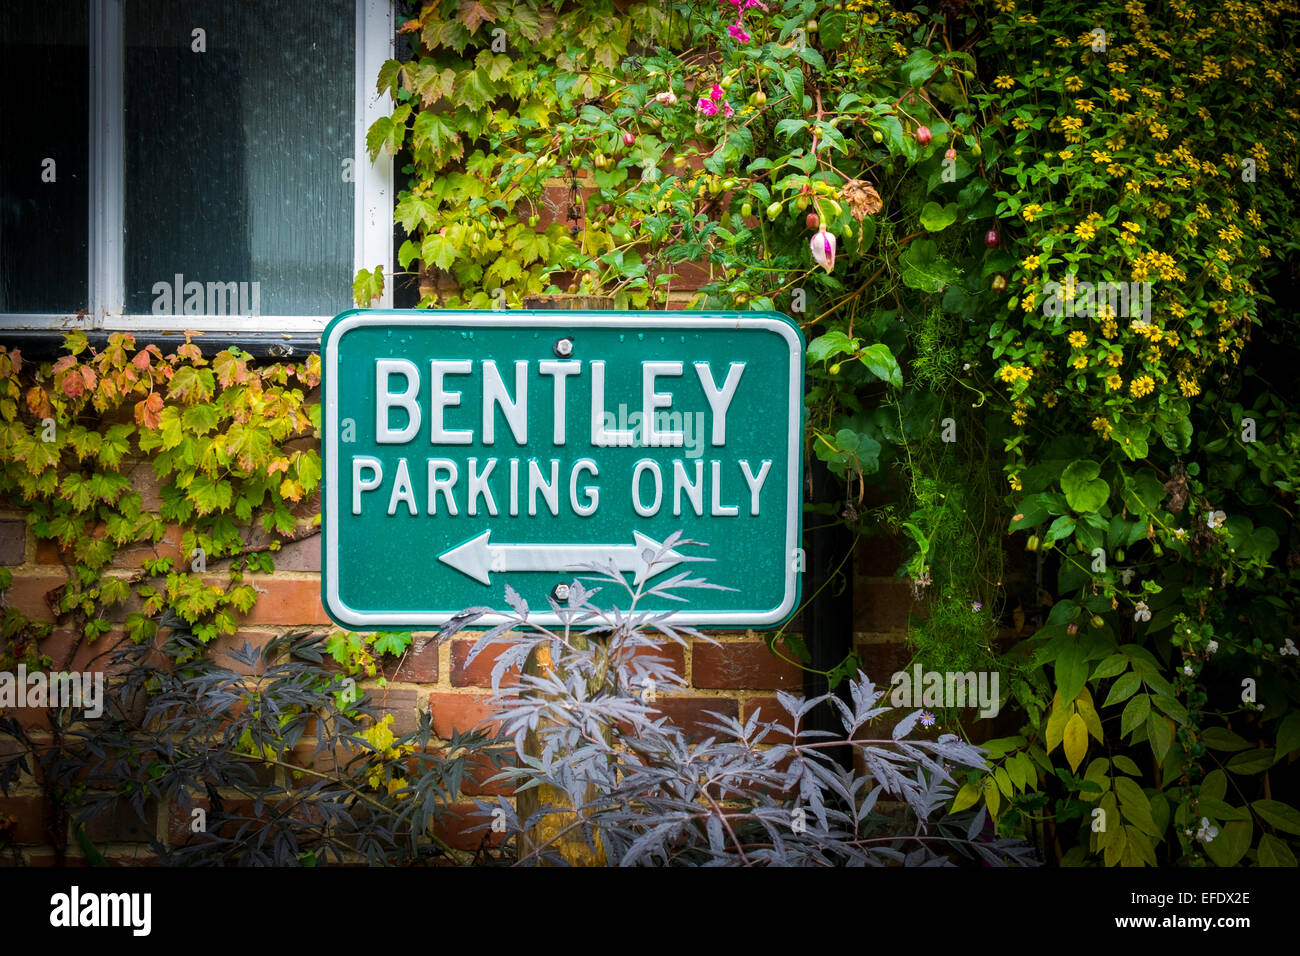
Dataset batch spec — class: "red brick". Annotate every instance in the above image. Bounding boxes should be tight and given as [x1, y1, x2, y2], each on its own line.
[742, 695, 798, 743]
[853, 576, 918, 634]
[450, 637, 524, 688]
[856, 533, 905, 576]
[110, 523, 184, 570]
[3, 572, 68, 620]
[372, 686, 421, 736]
[853, 638, 912, 689]
[692, 640, 801, 690]
[206, 629, 277, 675]
[432, 801, 508, 852]
[382, 633, 439, 683]
[0, 518, 25, 565]
[81, 799, 158, 843]
[427, 691, 501, 739]
[166, 797, 209, 846]
[238, 576, 332, 626]
[431, 746, 515, 797]
[0, 795, 54, 844]
[644, 695, 738, 741]
[125, 459, 165, 510]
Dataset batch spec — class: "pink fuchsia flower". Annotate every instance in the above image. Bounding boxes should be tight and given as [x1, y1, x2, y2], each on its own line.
[710, 83, 724, 101]
[723, 101, 734, 119]
[728, 20, 751, 43]
[810, 225, 836, 273]
[697, 97, 718, 116]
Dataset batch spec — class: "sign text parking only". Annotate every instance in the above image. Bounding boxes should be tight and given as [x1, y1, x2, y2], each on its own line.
[322, 310, 804, 627]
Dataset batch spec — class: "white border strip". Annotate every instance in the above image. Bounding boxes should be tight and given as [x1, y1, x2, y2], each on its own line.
[322, 310, 804, 628]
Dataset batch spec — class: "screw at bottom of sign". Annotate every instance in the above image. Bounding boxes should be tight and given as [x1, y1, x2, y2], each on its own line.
[552, 583, 571, 602]
[554, 337, 574, 357]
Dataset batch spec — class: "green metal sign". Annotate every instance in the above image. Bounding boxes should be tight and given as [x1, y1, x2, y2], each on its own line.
[321, 309, 804, 628]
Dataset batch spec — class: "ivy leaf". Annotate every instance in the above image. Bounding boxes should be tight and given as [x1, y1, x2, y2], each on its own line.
[1060, 459, 1109, 512]
[421, 234, 459, 271]
[898, 239, 958, 293]
[353, 266, 384, 307]
[373, 631, 413, 657]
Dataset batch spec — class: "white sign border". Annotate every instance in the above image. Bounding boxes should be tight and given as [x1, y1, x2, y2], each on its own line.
[322, 309, 804, 628]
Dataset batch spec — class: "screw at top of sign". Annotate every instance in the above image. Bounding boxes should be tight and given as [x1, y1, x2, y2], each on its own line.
[552, 583, 571, 603]
[554, 337, 574, 357]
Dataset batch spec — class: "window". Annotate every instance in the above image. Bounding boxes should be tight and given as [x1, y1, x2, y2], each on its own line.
[0, 0, 393, 334]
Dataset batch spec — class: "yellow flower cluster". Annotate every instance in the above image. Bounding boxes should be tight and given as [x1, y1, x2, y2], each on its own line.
[1068, 330, 1087, 347]
[1177, 373, 1201, 397]
[1130, 249, 1185, 282]
[996, 364, 1034, 384]
[1130, 374, 1155, 398]
[1092, 416, 1113, 438]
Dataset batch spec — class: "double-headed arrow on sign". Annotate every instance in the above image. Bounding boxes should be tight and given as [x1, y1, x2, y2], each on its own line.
[437, 531, 687, 586]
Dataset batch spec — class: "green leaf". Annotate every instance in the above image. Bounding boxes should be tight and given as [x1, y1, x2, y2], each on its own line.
[1054, 641, 1089, 705]
[1252, 800, 1300, 835]
[807, 330, 857, 364]
[1121, 693, 1150, 737]
[919, 201, 958, 232]
[1103, 671, 1141, 708]
[856, 344, 903, 387]
[950, 782, 981, 813]
[1061, 459, 1109, 513]
[1226, 748, 1274, 775]
[898, 239, 958, 293]
[1276, 712, 1300, 759]
[1044, 515, 1076, 545]
[1201, 726, 1251, 751]
[1258, 833, 1298, 867]
[1204, 818, 1252, 867]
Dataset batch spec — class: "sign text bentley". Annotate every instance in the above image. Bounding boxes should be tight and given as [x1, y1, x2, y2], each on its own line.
[321, 310, 804, 627]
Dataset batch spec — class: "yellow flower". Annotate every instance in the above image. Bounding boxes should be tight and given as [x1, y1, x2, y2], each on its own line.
[1260, 244, 1271, 257]
[1106, 373, 1123, 390]
[1068, 330, 1087, 347]
[1092, 416, 1113, 437]
[1012, 409, 1028, 425]
[1012, 116, 1029, 130]
[1091, 149, 1111, 164]
[1130, 375, 1155, 398]
[1009, 474, 1023, 491]
[1072, 354, 1089, 369]
[1022, 254, 1041, 270]
[994, 75, 1015, 89]
[1075, 99, 1095, 113]
[1110, 87, 1131, 102]
[1074, 221, 1096, 240]
[994, 0, 1015, 11]
[1106, 350, 1123, 366]
[1021, 203, 1043, 222]
[1102, 317, 1119, 338]
[1122, 221, 1141, 233]
[1059, 149, 1074, 160]
[1177, 374, 1200, 397]
[1065, 76, 1084, 92]
[1246, 209, 1262, 227]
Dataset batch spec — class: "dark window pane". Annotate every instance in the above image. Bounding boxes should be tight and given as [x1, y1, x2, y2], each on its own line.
[123, 0, 354, 316]
[0, 2, 90, 315]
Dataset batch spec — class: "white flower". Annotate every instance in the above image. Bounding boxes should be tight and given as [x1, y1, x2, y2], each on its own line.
[1120, 568, 1135, 585]
[963, 362, 972, 371]
[1134, 601, 1151, 623]
[1207, 510, 1226, 529]
[810, 226, 837, 273]
[1183, 662, 1194, 677]
[1206, 640, 1218, 655]
[1173, 528, 1186, 540]
[1196, 817, 1219, 843]
[654, 90, 678, 105]
[1282, 638, 1298, 657]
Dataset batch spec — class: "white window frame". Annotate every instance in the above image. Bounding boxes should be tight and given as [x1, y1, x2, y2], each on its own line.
[2, 0, 393, 334]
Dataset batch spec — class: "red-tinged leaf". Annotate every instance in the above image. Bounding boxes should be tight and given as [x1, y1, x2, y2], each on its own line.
[458, 0, 494, 33]
[132, 350, 152, 371]
[279, 477, 304, 502]
[52, 355, 77, 374]
[135, 392, 164, 430]
[80, 365, 97, 392]
[176, 342, 203, 365]
[25, 386, 52, 419]
[60, 369, 85, 399]
[266, 456, 291, 476]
